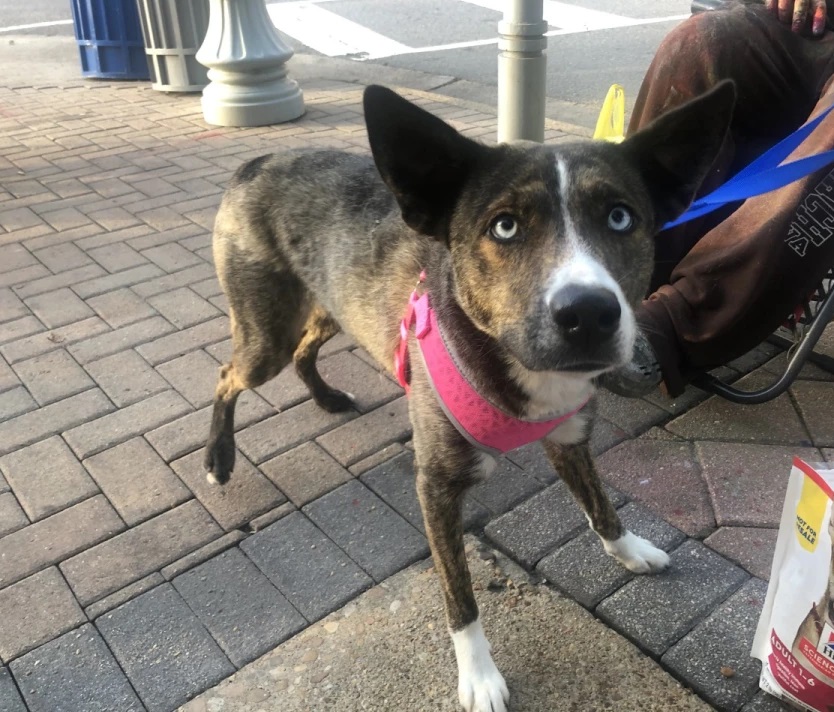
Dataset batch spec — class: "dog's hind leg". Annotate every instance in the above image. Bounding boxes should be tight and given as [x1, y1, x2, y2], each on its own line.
[293, 305, 355, 413]
[205, 305, 297, 485]
[543, 440, 670, 574]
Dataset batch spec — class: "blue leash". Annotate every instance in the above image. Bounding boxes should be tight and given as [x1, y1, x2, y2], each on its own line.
[663, 103, 834, 230]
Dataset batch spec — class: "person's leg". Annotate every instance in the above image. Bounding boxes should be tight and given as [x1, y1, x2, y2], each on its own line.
[607, 2, 834, 397]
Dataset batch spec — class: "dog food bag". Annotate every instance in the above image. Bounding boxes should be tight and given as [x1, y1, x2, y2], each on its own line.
[752, 457, 834, 711]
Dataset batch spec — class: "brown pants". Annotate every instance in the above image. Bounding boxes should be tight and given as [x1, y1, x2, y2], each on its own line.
[632, 2, 834, 395]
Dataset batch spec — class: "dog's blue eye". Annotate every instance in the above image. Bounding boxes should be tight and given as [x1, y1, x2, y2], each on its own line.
[490, 215, 519, 241]
[608, 206, 634, 233]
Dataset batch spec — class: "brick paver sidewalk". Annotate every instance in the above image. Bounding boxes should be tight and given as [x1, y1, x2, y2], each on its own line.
[0, 73, 820, 712]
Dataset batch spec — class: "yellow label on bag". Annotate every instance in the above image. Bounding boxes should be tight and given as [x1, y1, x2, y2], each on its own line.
[796, 472, 829, 552]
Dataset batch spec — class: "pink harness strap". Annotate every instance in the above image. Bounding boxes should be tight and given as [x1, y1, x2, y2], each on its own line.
[395, 277, 588, 456]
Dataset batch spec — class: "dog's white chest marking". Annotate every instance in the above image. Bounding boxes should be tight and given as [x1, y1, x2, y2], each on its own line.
[603, 530, 670, 573]
[451, 619, 509, 712]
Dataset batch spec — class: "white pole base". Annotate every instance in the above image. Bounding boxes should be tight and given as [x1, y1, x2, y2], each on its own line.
[197, 0, 305, 127]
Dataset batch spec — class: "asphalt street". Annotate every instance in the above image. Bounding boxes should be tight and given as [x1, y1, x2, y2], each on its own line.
[0, 0, 690, 128]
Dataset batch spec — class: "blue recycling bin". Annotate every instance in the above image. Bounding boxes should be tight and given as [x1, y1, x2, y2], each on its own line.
[70, 0, 150, 79]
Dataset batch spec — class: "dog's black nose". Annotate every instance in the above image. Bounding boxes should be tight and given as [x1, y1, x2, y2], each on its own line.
[550, 285, 621, 348]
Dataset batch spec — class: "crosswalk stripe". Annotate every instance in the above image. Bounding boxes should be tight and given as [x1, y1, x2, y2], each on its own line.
[266, 1, 411, 59]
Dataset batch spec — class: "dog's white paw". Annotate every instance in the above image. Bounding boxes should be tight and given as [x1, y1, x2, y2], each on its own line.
[452, 620, 509, 712]
[604, 530, 670, 574]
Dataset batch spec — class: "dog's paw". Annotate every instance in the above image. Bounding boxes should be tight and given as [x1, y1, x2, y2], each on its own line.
[604, 530, 670, 574]
[453, 621, 509, 712]
[314, 388, 356, 413]
[458, 666, 509, 712]
[204, 438, 235, 486]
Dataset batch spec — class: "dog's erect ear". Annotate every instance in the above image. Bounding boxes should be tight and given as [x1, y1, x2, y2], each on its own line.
[622, 79, 736, 228]
[364, 85, 487, 239]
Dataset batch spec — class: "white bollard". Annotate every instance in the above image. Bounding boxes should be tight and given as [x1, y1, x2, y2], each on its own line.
[497, 0, 547, 143]
[196, 0, 304, 127]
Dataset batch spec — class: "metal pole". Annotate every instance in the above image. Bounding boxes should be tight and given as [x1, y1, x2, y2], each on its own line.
[497, 0, 547, 143]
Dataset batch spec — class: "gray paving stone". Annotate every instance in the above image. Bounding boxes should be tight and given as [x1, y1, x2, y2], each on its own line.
[84, 437, 191, 525]
[0, 667, 26, 712]
[260, 441, 353, 507]
[144, 391, 274, 462]
[1, 315, 110, 364]
[740, 691, 793, 711]
[506, 442, 559, 484]
[86, 287, 158, 328]
[596, 438, 716, 538]
[160, 531, 247, 581]
[662, 578, 768, 711]
[247, 502, 296, 532]
[0, 386, 36, 420]
[85, 573, 165, 621]
[10, 624, 143, 712]
[0, 288, 28, 324]
[0, 435, 98, 521]
[251, 363, 310, 410]
[0, 567, 86, 663]
[237, 399, 356, 464]
[304, 479, 428, 582]
[136, 316, 229, 365]
[24, 287, 94, 328]
[68, 316, 175, 365]
[595, 390, 669, 436]
[147, 287, 220, 330]
[485, 479, 625, 568]
[171, 449, 285, 531]
[14, 264, 105, 300]
[704, 527, 779, 581]
[697, 441, 820, 528]
[96, 584, 234, 712]
[141, 242, 205, 272]
[0, 355, 20, 394]
[667, 370, 812, 446]
[63, 389, 193, 459]
[360, 450, 490, 533]
[0, 495, 124, 590]
[156, 349, 220, 408]
[131, 262, 215, 300]
[0, 244, 37, 274]
[87, 242, 148, 273]
[316, 396, 411, 466]
[792, 380, 834, 447]
[0, 387, 114, 457]
[536, 501, 686, 608]
[316, 350, 402, 413]
[13, 349, 94, 405]
[240, 511, 372, 622]
[0, 493, 28, 537]
[84, 348, 169, 407]
[0, 316, 44, 347]
[71, 264, 164, 300]
[61, 500, 222, 606]
[471, 458, 546, 517]
[596, 539, 749, 656]
[173, 548, 306, 667]
[349, 442, 406, 476]
[0, 265, 50, 290]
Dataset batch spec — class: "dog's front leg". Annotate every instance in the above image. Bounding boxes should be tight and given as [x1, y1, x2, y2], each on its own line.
[543, 439, 670, 573]
[415, 450, 509, 712]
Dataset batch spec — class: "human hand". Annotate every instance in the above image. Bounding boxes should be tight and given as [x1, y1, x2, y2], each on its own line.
[765, 0, 827, 35]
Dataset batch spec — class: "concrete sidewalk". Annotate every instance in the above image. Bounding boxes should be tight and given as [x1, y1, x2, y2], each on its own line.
[0, 35, 813, 712]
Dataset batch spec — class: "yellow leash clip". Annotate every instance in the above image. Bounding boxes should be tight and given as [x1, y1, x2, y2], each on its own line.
[593, 84, 626, 143]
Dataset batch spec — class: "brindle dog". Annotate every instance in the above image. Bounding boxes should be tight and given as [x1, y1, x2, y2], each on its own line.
[204, 82, 735, 711]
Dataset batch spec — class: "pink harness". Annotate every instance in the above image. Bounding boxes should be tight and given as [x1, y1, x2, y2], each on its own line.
[395, 274, 589, 456]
